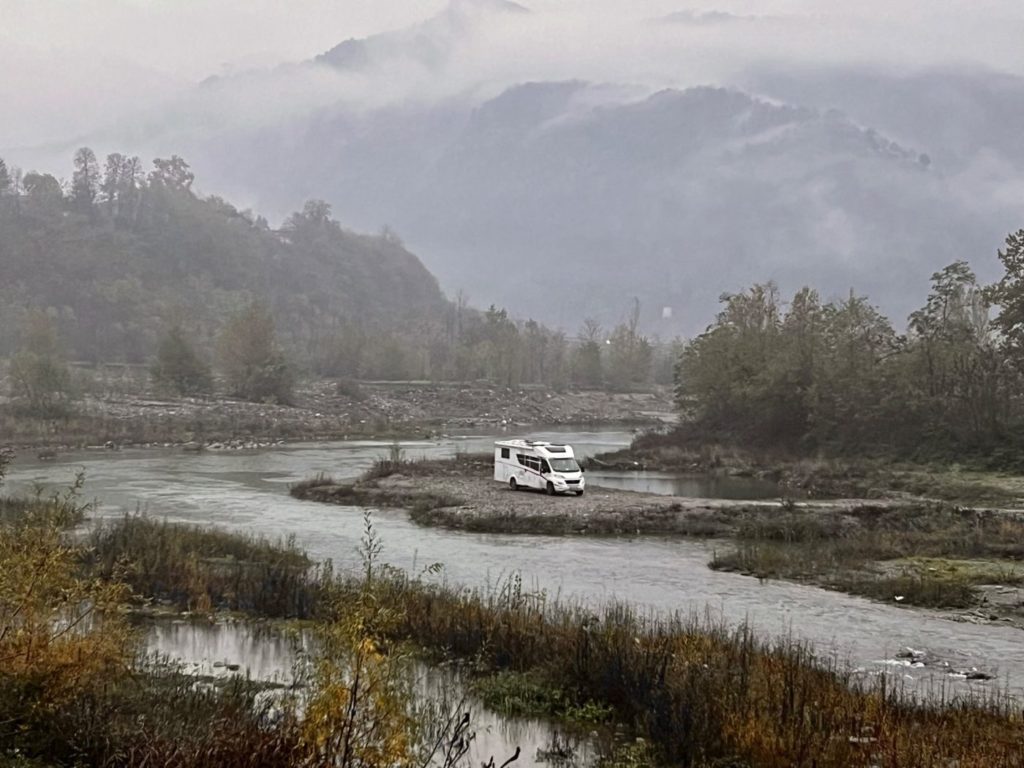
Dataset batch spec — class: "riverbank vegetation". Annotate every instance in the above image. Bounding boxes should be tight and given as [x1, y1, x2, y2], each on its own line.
[709, 504, 1024, 612]
[0, 149, 679, 430]
[633, 237, 1024, 478]
[352, 568, 1024, 767]
[93, 505, 1024, 766]
[0, 464, 504, 767]
[4, 448, 1024, 767]
[87, 516, 326, 617]
[593, 436, 1024, 506]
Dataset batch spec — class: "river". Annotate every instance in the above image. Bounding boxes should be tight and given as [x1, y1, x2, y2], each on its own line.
[147, 619, 599, 768]
[6, 426, 1024, 701]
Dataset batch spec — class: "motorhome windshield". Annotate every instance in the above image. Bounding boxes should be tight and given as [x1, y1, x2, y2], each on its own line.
[549, 458, 580, 472]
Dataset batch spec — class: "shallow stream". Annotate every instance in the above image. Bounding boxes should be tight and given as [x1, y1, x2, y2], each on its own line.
[146, 619, 599, 767]
[7, 427, 1024, 700]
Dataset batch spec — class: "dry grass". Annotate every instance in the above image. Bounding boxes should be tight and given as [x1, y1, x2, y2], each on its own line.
[339, 569, 1024, 768]
[87, 515, 328, 617]
[710, 504, 1024, 608]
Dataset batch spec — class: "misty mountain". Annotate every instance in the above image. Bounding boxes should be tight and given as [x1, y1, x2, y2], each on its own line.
[197, 77, 1011, 336]
[316, 0, 528, 73]
[748, 66, 1024, 173]
[16, 2, 1024, 337]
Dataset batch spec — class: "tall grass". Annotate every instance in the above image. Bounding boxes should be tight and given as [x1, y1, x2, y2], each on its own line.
[331, 569, 1024, 768]
[0, 470, 91, 527]
[711, 504, 1024, 607]
[87, 516, 329, 617]
[3, 658, 302, 768]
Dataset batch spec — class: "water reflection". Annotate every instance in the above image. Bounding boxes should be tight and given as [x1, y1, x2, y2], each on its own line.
[146, 619, 598, 767]
[146, 619, 306, 684]
[586, 470, 784, 499]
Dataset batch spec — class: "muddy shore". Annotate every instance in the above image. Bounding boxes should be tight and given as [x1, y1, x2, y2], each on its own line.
[590, 439, 1024, 508]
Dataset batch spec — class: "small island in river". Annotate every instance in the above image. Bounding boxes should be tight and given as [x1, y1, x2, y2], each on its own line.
[293, 452, 1024, 629]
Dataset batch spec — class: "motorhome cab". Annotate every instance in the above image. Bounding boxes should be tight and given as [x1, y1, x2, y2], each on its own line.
[494, 440, 585, 496]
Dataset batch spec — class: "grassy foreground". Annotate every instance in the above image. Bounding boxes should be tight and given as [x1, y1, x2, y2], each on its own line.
[3, 450, 1024, 767]
[85, 513, 1024, 766]
[85, 508, 1024, 767]
[0, 465, 487, 768]
[336, 569, 1024, 768]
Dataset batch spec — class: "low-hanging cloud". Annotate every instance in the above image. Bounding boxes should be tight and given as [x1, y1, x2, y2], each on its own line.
[3, 0, 1024, 156]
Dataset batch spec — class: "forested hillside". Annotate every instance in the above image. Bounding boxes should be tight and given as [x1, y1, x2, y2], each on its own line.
[0, 151, 669, 392]
[0, 151, 447, 367]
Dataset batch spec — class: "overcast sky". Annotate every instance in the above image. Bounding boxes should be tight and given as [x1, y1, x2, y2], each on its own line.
[3, 0, 1024, 149]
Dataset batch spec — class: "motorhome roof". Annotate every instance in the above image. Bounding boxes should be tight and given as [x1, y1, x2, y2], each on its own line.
[495, 439, 573, 455]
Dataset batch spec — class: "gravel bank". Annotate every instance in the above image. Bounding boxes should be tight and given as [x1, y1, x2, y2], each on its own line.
[292, 456, 900, 537]
[2, 380, 674, 451]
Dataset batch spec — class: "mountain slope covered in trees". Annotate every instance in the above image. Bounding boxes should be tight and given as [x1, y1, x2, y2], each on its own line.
[0, 152, 667, 391]
[195, 80, 1003, 338]
[0, 152, 448, 365]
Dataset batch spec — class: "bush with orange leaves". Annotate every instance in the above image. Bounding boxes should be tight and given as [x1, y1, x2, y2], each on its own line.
[0, 470, 137, 755]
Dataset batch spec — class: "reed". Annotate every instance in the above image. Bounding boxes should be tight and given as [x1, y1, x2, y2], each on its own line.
[87, 515, 329, 617]
[711, 504, 1024, 608]
[3, 658, 302, 768]
[329, 568, 1024, 768]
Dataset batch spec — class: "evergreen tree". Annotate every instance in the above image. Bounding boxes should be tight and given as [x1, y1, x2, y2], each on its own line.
[71, 147, 100, 212]
[148, 155, 194, 191]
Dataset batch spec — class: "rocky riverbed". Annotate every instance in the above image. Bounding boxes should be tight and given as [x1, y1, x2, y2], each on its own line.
[2, 379, 674, 451]
[291, 454, 902, 537]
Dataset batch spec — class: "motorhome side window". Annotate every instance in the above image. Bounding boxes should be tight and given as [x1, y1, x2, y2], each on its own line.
[500, 448, 510, 459]
[517, 454, 542, 472]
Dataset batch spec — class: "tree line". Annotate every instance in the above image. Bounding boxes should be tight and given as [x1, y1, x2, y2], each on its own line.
[675, 237, 1024, 462]
[0, 150, 674, 413]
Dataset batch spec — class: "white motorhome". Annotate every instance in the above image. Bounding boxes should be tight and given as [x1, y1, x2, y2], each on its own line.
[494, 440, 586, 496]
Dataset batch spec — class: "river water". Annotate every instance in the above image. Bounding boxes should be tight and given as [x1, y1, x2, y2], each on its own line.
[146, 619, 597, 768]
[7, 427, 1024, 702]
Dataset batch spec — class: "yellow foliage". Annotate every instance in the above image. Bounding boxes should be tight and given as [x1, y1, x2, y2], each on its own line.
[0, 506, 136, 715]
[299, 588, 415, 768]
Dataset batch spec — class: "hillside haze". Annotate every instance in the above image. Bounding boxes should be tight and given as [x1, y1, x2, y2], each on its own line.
[6, 1, 1024, 334]
[0, 176, 448, 364]
[180, 78, 1014, 334]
